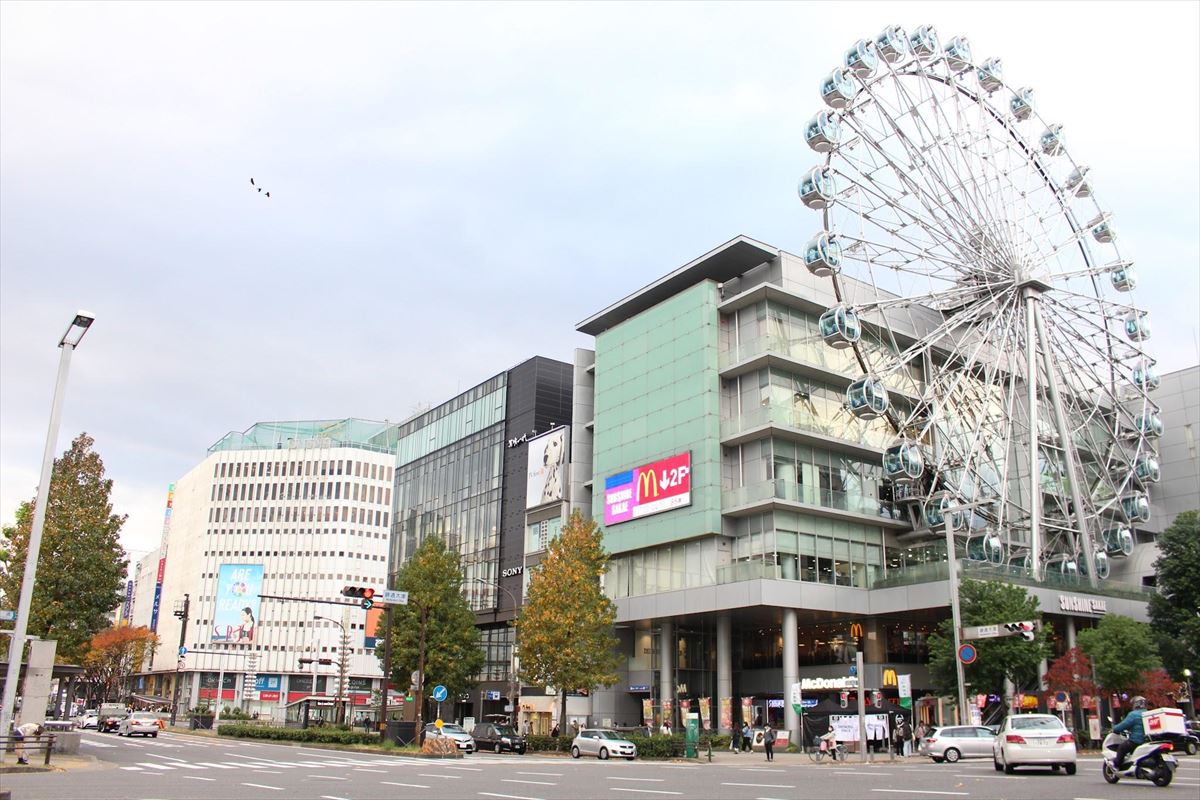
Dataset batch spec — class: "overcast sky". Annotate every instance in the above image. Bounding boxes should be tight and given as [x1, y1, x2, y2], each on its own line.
[2, 1, 1197, 567]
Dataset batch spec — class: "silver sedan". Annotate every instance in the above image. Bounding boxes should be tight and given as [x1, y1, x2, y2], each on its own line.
[571, 729, 637, 760]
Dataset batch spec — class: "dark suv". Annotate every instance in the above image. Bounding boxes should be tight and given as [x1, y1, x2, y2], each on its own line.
[470, 722, 526, 754]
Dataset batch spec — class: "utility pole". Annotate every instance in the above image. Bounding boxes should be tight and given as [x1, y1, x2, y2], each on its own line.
[339, 608, 350, 726]
[170, 594, 190, 727]
[378, 604, 393, 738]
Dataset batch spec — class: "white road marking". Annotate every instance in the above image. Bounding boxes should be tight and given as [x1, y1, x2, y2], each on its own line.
[254, 770, 283, 774]
[320, 796, 351, 800]
[146, 753, 188, 762]
[82, 740, 117, 748]
[608, 777, 664, 782]
[722, 784, 796, 789]
[307, 775, 348, 780]
[741, 768, 785, 772]
[197, 762, 237, 769]
[137, 762, 174, 770]
[353, 767, 387, 773]
[872, 791, 968, 797]
[479, 793, 544, 800]
[835, 770, 893, 776]
[120, 766, 143, 771]
[504, 779, 557, 785]
[660, 765, 699, 770]
[183, 776, 215, 782]
[517, 771, 562, 776]
[419, 773, 463, 779]
[241, 783, 284, 791]
[609, 790, 682, 796]
[382, 781, 430, 788]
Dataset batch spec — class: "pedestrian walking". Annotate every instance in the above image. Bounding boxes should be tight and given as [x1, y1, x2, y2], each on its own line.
[763, 724, 776, 762]
[660, 719, 672, 736]
[741, 722, 752, 752]
[731, 723, 741, 752]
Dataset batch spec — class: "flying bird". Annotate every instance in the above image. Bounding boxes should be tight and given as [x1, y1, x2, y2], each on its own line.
[265, 192, 270, 198]
[249, 178, 271, 198]
[250, 178, 255, 186]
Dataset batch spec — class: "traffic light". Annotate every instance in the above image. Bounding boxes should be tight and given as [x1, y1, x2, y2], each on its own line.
[342, 585, 376, 609]
[1003, 621, 1037, 641]
[872, 690, 883, 707]
[840, 691, 849, 709]
[299, 657, 334, 667]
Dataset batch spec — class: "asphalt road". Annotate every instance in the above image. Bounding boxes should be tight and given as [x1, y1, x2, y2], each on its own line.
[3, 730, 1198, 800]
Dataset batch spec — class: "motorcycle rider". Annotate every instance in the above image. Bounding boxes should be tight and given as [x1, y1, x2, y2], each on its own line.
[1112, 695, 1149, 769]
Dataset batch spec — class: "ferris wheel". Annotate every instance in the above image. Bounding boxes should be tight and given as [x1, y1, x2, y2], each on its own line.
[797, 24, 1160, 587]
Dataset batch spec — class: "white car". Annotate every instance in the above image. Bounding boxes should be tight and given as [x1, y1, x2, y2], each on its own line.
[421, 723, 475, 753]
[78, 713, 99, 730]
[118, 712, 161, 737]
[571, 729, 637, 760]
[992, 713, 1076, 774]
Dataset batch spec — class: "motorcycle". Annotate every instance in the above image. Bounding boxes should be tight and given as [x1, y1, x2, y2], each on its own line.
[1102, 731, 1178, 787]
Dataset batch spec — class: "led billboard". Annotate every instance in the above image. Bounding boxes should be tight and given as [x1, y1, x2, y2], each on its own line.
[212, 563, 263, 643]
[603, 452, 691, 525]
[526, 427, 569, 509]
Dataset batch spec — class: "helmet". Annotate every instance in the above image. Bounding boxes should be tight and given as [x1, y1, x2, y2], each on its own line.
[1131, 696, 1148, 710]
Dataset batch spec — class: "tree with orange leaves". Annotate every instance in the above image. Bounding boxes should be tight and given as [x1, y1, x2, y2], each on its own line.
[82, 625, 158, 704]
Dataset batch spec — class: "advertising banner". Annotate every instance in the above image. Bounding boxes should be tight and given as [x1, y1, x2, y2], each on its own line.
[212, 564, 263, 643]
[831, 713, 889, 741]
[720, 697, 733, 731]
[122, 580, 134, 623]
[662, 698, 673, 724]
[699, 697, 711, 730]
[642, 698, 654, 726]
[897, 674, 912, 709]
[364, 606, 384, 649]
[603, 452, 692, 526]
[526, 427, 569, 509]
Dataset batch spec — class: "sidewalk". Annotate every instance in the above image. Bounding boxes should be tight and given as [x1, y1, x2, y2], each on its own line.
[0, 754, 103, 774]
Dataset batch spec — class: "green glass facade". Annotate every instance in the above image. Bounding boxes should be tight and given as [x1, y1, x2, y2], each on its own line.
[591, 281, 724, 555]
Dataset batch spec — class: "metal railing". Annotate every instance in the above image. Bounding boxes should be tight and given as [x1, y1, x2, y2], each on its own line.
[1, 734, 56, 766]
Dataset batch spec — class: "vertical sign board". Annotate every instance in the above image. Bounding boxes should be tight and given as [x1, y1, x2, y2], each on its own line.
[363, 605, 383, 649]
[211, 564, 263, 643]
[121, 580, 134, 624]
[604, 452, 692, 525]
[526, 427, 569, 509]
[149, 483, 175, 632]
[897, 673, 913, 710]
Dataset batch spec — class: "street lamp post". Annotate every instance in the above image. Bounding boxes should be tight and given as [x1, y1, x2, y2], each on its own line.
[1184, 669, 1195, 721]
[472, 577, 520, 725]
[315, 615, 349, 725]
[943, 499, 994, 727]
[0, 312, 94, 754]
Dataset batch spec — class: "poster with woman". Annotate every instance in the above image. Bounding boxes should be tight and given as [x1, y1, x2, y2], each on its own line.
[212, 564, 263, 643]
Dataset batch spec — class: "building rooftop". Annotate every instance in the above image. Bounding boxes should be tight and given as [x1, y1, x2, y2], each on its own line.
[576, 235, 778, 336]
[208, 418, 398, 455]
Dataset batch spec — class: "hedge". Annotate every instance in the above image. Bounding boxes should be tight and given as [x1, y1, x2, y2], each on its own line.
[217, 724, 379, 745]
[524, 733, 731, 759]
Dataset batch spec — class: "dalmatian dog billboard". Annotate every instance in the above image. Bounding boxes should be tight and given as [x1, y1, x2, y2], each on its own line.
[526, 427, 569, 508]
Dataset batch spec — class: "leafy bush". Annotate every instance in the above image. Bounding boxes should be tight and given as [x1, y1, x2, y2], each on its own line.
[217, 724, 379, 745]
[525, 732, 729, 759]
[526, 735, 573, 753]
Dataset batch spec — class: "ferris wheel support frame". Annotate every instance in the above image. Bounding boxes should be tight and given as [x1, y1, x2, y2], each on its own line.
[1033, 295, 1100, 589]
[1023, 288, 1042, 582]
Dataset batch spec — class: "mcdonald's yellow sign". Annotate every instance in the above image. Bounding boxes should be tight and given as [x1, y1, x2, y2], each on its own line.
[849, 622, 863, 639]
[882, 668, 897, 687]
[638, 469, 660, 500]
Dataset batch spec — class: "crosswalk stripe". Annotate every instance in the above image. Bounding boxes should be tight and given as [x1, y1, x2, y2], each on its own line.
[120, 766, 143, 771]
[198, 762, 238, 769]
[138, 762, 175, 770]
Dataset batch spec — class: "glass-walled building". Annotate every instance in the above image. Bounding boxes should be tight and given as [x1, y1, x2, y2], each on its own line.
[387, 356, 574, 724]
[576, 236, 1154, 738]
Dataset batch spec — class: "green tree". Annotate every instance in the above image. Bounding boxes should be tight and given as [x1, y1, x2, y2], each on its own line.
[1148, 510, 1200, 678]
[0, 433, 128, 663]
[927, 579, 1051, 698]
[516, 511, 621, 731]
[1077, 614, 1160, 695]
[376, 535, 482, 732]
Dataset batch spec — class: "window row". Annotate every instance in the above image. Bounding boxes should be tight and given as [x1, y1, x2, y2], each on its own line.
[215, 458, 393, 481]
[208, 505, 389, 527]
[204, 527, 387, 540]
[211, 481, 391, 504]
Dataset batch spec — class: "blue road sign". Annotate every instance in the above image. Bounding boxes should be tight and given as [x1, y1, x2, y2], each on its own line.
[958, 643, 978, 664]
[178, 646, 188, 657]
[432, 684, 448, 702]
[848, 665, 858, 677]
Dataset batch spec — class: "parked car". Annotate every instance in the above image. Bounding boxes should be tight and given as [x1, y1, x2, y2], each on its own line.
[471, 722, 526, 754]
[421, 722, 476, 753]
[77, 713, 99, 730]
[118, 712, 161, 738]
[571, 728, 637, 760]
[992, 713, 1077, 774]
[918, 725, 997, 763]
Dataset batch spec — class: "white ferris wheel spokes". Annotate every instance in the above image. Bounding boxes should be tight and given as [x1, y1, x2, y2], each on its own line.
[798, 25, 1159, 586]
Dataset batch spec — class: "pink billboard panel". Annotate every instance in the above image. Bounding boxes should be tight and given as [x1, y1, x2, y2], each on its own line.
[603, 452, 691, 525]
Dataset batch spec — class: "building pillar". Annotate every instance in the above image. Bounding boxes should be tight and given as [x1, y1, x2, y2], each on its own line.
[863, 618, 885, 664]
[1004, 677, 1016, 713]
[659, 620, 674, 728]
[1065, 616, 1076, 651]
[1038, 658, 1048, 708]
[716, 614, 732, 733]
[189, 671, 201, 712]
[782, 608, 799, 745]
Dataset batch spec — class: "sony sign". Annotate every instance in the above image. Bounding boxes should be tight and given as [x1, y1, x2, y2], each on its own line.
[1059, 594, 1108, 615]
[801, 676, 859, 691]
[501, 566, 524, 578]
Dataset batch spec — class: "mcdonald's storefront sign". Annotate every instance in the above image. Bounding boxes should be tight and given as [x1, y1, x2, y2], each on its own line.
[849, 623, 863, 639]
[604, 452, 692, 526]
[882, 668, 897, 687]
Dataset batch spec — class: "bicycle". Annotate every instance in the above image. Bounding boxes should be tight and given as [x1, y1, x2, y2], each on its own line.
[808, 741, 847, 763]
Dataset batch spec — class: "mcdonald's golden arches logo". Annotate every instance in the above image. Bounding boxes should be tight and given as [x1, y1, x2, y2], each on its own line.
[638, 469, 660, 499]
[882, 668, 897, 687]
[849, 622, 863, 639]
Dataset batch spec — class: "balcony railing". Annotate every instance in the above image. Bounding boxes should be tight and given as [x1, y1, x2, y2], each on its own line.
[720, 403, 892, 450]
[722, 478, 905, 521]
